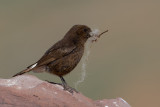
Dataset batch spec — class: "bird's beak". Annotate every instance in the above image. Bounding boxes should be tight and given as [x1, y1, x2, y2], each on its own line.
[87, 33, 91, 38]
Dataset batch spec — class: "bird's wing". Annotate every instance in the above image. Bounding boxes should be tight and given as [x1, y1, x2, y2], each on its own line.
[35, 45, 76, 67]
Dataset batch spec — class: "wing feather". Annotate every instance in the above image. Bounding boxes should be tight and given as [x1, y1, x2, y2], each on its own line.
[36, 45, 76, 66]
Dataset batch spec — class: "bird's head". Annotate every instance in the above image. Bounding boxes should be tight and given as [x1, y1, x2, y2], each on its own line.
[64, 25, 92, 46]
[75, 25, 92, 39]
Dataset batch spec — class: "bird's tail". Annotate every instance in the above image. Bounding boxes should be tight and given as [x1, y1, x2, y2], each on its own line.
[13, 63, 37, 77]
[12, 68, 32, 77]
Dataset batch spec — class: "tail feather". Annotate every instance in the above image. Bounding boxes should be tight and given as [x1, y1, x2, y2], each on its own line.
[13, 68, 32, 77]
[13, 63, 38, 77]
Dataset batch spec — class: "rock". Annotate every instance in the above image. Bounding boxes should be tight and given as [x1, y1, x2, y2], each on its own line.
[0, 75, 131, 107]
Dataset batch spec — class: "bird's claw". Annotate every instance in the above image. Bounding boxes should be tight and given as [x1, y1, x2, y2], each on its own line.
[63, 85, 78, 94]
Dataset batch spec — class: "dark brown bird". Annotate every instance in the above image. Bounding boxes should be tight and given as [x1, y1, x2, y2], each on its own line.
[13, 25, 92, 93]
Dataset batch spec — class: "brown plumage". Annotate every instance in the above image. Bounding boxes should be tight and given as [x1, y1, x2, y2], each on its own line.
[13, 25, 92, 93]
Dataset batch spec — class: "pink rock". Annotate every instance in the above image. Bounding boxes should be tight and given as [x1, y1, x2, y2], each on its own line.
[0, 75, 131, 107]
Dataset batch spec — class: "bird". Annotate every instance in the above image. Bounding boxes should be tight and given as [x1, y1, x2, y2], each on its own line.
[13, 25, 92, 93]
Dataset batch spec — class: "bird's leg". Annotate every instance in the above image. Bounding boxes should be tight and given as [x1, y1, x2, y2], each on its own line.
[60, 76, 78, 93]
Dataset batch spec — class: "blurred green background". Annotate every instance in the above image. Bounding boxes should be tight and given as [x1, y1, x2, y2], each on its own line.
[0, 0, 160, 107]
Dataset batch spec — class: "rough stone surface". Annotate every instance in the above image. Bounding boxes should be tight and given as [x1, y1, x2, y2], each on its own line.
[0, 75, 131, 107]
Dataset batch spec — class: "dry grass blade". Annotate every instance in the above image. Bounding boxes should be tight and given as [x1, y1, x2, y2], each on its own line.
[98, 30, 108, 38]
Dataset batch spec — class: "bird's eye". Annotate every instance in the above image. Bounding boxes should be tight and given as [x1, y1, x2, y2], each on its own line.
[83, 28, 88, 32]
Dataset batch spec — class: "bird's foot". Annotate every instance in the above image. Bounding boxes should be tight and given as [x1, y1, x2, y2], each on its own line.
[63, 85, 78, 94]
[45, 80, 62, 86]
[45, 80, 78, 94]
